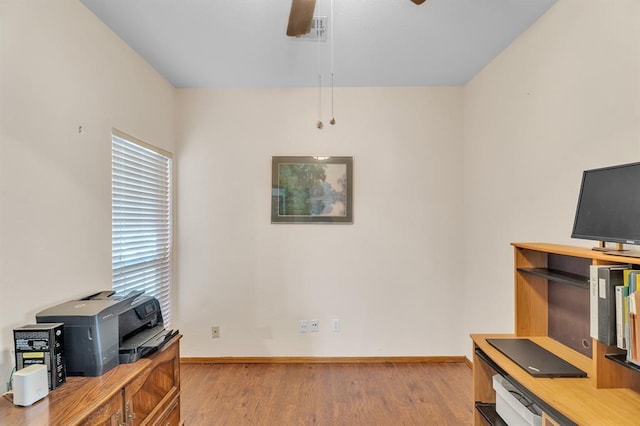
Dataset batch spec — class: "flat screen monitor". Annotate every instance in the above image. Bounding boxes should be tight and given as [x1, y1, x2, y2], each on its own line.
[572, 162, 640, 246]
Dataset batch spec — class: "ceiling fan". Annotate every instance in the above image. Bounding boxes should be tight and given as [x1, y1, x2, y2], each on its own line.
[286, 0, 427, 37]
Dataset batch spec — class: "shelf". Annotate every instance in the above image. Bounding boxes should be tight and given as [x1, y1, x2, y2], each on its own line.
[605, 353, 640, 374]
[517, 267, 589, 289]
[475, 403, 507, 426]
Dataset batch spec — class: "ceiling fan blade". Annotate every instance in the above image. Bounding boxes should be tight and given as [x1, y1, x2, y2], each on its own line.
[411, 0, 427, 4]
[286, 0, 317, 37]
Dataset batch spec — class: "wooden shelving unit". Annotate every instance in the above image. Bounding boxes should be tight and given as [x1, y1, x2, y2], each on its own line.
[472, 243, 640, 425]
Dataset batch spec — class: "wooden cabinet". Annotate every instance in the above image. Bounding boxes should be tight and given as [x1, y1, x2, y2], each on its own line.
[0, 335, 181, 426]
[472, 243, 640, 425]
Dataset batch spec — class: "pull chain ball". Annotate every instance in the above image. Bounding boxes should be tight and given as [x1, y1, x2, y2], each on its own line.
[317, 121, 324, 129]
[330, 117, 336, 125]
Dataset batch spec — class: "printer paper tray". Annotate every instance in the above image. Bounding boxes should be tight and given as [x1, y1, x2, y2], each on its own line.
[119, 326, 179, 364]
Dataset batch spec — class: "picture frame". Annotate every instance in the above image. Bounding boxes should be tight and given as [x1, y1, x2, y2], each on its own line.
[271, 156, 353, 224]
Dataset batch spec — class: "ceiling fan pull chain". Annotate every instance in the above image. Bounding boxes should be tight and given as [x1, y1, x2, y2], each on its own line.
[330, 0, 335, 125]
[317, 73, 323, 129]
[330, 73, 335, 125]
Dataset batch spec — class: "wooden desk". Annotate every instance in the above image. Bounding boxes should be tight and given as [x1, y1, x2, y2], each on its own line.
[472, 334, 640, 425]
[0, 335, 181, 426]
[472, 243, 640, 425]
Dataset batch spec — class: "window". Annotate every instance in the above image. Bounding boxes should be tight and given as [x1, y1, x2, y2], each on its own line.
[112, 130, 173, 325]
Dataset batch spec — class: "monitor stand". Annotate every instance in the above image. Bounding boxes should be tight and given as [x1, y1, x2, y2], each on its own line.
[591, 242, 640, 258]
[592, 241, 627, 252]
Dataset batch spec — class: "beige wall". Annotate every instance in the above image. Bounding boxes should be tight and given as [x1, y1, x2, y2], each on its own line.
[0, 0, 175, 388]
[2, 0, 639, 390]
[175, 87, 465, 357]
[462, 0, 640, 339]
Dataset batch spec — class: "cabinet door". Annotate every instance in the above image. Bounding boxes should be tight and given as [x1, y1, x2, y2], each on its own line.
[125, 341, 180, 425]
[77, 390, 125, 426]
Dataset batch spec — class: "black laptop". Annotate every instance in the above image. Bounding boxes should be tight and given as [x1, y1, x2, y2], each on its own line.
[487, 338, 587, 378]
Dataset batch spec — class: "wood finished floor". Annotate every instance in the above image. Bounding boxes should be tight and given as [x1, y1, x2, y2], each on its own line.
[180, 362, 473, 425]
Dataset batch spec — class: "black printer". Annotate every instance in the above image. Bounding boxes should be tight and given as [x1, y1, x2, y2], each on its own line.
[36, 290, 178, 377]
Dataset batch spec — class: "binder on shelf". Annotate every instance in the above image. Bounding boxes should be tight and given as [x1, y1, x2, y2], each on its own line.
[628, 291, 640, 366]
[625, 271, 640, 355]
[590, 265, 613, 339]
[598, 266, 629, 345]
[628, 270, 640, 294]
[616, 285, 628, 349]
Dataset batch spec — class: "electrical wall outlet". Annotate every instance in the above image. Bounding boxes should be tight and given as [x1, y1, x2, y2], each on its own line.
[211, 326, 220, 338]
[310, 319, 319, 332]
[299, 320, 309, 333]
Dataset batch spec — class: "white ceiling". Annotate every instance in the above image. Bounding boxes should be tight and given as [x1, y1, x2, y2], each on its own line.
[80, 0, 557, 89]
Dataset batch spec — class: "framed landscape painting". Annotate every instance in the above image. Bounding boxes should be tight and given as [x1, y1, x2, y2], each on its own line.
[271, 156, 353, 224]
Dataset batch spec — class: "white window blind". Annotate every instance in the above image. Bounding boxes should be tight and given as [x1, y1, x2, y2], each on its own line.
[112, 131, 173, 326]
